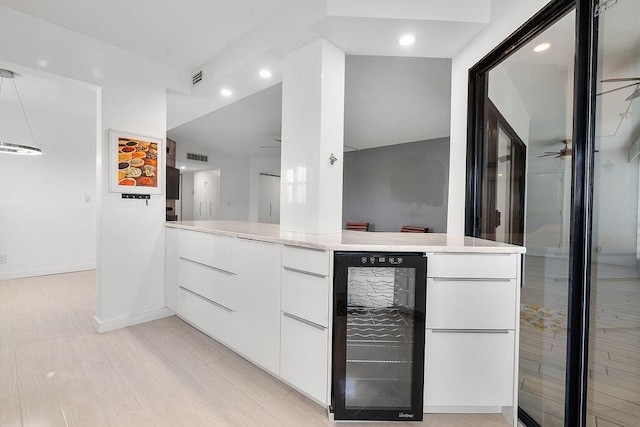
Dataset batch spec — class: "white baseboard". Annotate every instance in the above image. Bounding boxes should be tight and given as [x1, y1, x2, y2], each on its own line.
[0, 264, 96, 281]
[93, 307, 175, 333]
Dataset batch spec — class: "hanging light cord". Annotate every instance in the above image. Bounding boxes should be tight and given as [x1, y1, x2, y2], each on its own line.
[8, 76, 38, 147]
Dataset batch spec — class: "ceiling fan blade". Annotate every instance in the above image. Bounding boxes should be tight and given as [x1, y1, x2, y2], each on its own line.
[538, 152, 560, 158]
[597, 82, 639, 96]
[625, 87, 640, 102]
[602, 77, 640, 82]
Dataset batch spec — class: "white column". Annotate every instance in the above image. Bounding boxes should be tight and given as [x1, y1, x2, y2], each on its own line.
[280, 38, 345, 234]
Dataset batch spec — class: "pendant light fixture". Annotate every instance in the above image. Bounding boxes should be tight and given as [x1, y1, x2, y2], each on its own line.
[0, 68, 42, 155]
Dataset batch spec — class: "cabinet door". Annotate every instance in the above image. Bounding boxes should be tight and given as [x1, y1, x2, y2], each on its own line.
[203, 169, 220, 220]
[424, 329, 515, 407]
[193, 172, 206, 220]
[179, 287, 235, 348]
[235, 238, 281, 374]
[280, 312, 328, 405]
[165, 227, 179, 311]
[258, 174, 280, 224]
[193, 170, 220, 220]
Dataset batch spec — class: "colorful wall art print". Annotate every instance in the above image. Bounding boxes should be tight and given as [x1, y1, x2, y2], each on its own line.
[109, 130, 163, 194]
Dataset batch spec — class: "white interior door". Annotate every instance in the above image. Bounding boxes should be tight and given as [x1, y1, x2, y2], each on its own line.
[258, 174, 280, 224]
[193, 169, 220, 220]
[526, 171, 564, 251]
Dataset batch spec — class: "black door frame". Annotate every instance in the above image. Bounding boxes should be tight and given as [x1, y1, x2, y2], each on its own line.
[464, 0, 597, 426]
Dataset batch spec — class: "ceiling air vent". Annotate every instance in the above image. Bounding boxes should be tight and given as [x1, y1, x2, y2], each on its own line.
[192, 70, 203, 85]
[186, 152, 208, 162]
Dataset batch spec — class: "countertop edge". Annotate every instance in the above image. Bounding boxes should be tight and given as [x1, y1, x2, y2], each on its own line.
[165, 222, 526, 254]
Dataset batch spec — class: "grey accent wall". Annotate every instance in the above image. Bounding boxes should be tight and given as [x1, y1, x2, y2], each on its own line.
[342, 138, 449, 232]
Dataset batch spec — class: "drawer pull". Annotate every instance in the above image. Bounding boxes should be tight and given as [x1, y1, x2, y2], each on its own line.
[179, 286, 233, 312]
[283, 312, 326, 331]
[283, 266, 327, 278]
[283, 244, 326, 253]
[431, 277, 512, 282]
[238, 237, 276, 245]
[431, 329, 510, 334]
[179, 257, 236, 276]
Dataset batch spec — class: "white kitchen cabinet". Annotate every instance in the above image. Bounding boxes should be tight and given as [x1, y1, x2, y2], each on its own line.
[280, 312, 328, 405]
[424, 252, 520, 425]
[193, 169, 220, 220]
[178, 229, 237, 273]
[426, 278, 517, 330]
[424, 329, 515, 407]
[235, 238, 282, 375]
[281, 267, 329, 328]
[179, 286, 235, 348]
[281, 245, 329, 276]
[165, 223, 523, 423]
[178, 258, 237, 311]
[165, 226, 179, 312]
[428, 253, 517, 279]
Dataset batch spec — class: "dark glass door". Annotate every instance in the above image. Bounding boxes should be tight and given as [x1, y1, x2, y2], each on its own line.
[332, 252, 426, 421]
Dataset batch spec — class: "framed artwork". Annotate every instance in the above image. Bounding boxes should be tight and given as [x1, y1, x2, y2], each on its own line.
[108, 129, 164, 194]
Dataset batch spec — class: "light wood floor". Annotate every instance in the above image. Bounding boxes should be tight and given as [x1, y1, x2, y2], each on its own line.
[519, 256, 640, 427]
[0, 271, 510, 427]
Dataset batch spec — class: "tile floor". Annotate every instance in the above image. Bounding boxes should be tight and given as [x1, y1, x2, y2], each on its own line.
[0, 270, 511, 426]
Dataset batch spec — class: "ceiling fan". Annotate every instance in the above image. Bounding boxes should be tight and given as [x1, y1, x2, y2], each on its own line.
[597, 77, 640, 101]
[538, 139, 572, 158]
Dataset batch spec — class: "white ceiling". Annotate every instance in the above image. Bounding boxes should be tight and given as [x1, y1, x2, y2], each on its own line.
[0, 70, 95, 119]
[0, 0, 296, 72]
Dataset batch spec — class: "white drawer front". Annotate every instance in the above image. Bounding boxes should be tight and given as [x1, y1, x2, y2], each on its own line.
[424, 329, 514, 407]
[281, 267, 329, 328]
[178, 258, 236, 311]
[282, 245, 329, 277]
[428, 253, 518, 279]
[178, 287, 235, 348]
[280, 312, 328, 405]
[178, 229, 237, 273]
[426, 278, 516, 329]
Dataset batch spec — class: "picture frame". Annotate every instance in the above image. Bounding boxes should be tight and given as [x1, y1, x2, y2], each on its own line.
[108, 129, 164, 195]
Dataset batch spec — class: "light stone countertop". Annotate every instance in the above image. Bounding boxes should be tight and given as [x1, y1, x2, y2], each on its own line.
[166, 220, 525, 254]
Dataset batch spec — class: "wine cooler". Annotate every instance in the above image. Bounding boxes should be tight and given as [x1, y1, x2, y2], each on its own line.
[332, 252, 426, 421]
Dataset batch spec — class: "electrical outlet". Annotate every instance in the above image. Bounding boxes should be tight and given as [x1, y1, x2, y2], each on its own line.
[595, 246, 602, 253]
[0, 254, 6, 264]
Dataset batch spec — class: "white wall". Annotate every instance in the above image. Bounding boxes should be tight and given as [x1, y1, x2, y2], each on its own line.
[447, 0, 552, 234]
[0, 103, 96, 280]
[0, 4, 188, 332]
[176, 145, 252, 221]
[488, 64, 530, 145]
[249, 157, 281, 222]
[96, 85, 169, 331]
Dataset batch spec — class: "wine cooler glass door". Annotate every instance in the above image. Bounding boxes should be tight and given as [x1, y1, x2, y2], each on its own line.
[333, 253, 426, 421]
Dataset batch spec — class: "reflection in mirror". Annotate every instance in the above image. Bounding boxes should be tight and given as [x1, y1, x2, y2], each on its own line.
[485, 10, 575, 426]
[342, 56, 451, 232]
[169, 55, 453, 232]
[589, 0, 640, 425]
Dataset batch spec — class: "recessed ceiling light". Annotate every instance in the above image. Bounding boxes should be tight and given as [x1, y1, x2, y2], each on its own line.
[398, 35, 416, 47]
[534, 43, 551, 52]
[180, 166, 185, 170]
[259, 69, 272, 79]
[220, 88, 232, 97]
